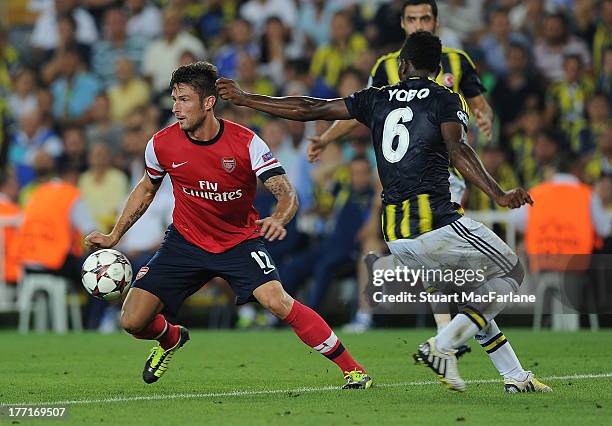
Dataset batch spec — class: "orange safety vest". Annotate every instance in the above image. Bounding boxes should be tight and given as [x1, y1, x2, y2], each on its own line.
[526, 181, 595, 272]
[0, 197, 22, 283]
[17, 181, 82, 270]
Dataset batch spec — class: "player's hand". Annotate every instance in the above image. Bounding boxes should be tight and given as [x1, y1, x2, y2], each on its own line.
[474, 109, 492, 140]
[85, 231, 118, 249]
[494, 188, 533, 209]
[215, 78, 247, 106]
[255, 217, 287, 241]
[306, 135, 329, 163]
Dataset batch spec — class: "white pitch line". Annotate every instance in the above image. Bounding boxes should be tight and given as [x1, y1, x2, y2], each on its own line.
[2, 372, 611, 407]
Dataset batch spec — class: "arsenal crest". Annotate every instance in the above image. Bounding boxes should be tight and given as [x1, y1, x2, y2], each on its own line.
[135, 266, 149, 281]
[222, 157, 236, 173]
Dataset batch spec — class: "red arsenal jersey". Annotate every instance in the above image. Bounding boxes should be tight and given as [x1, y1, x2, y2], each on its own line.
[144, 119, 284, 253]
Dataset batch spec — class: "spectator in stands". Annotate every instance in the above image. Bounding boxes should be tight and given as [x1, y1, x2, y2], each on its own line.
[545, 54, 595, 151]
[126, 0, 162, 41]
[0, 170, 22, 286]
[91, 7, 147, 89]
[280, 156, 374, 310]
[437, 0, 483, 43]
[78, 142, 128, 233]
[236, 53, 275, 97]
[514, 155, 610, 330]
[582, 0, 612, 77]
[215, 18, 259, 80]
[85, 93, 124, 153]
[58, 125, 88, 174]
[597, 46, 612, 106]
[8, 68, 38, 120]
[143, 8, 207, 95]
[492, 42, 545, 146]
[534, 12, 591, 82]
[240, 0, 297, 37]
[0, 26, 18, 94]
[107, 57, 151, 123]
[259, 16, 302, 88]
[509, 0, 545, 41]
[30, 0, 98, 59]
[510, 109, 542, 185]
[9, 108, 63, 187]
[41, 14, 91, 69]
[479, 8, 530, 77]
[18, 150, 56, 207]
[297, 0, 342, 48]
[578, 92, 611, 155]
[309, 10, 368, 97]
[523, 128, 564, 189]
[49, 48, 101, 126]
[585, 126, 612, 182]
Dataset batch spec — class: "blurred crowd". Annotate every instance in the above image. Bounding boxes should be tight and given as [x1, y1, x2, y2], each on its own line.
[0, 0, 610, 329]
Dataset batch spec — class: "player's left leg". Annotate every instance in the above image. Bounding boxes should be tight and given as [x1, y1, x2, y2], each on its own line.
[253, 280, 373, 389]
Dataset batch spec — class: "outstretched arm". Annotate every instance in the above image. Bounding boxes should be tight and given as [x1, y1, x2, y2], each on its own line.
[257, 174, 299, 241]
[85, 173, 161, 248]
[442, 122, 532, 209]
[216, 78, 352, 122]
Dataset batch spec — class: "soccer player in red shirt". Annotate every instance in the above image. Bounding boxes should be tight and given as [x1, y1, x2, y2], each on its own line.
[85, 62, 371, 389]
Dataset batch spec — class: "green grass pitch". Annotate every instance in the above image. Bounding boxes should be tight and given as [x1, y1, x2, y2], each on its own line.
[2, 329, 611, 425]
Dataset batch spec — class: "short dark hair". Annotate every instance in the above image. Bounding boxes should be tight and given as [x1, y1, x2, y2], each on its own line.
[399, 31, 442, 73]
[402, 0, 438, 19]
[169, 61, 218, 105]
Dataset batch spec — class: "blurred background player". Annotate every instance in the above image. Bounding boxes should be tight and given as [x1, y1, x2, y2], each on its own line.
[216, 30, 551, 394]
[85, 62, 371, 389]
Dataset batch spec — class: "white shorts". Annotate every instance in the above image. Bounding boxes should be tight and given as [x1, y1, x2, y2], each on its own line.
[387, 216, 520, 293]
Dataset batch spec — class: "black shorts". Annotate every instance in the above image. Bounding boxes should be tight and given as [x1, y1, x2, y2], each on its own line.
[132, 224, 281, 316]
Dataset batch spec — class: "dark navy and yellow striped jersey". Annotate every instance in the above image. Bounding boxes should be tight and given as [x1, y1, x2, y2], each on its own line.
[344, 76, 469, 241]
[368, 47, 484, 98]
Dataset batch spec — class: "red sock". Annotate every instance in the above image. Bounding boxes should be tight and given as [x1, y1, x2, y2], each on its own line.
[283, 301, 365, 375]
[158, 324, 180, 350]
[131, 314, 180, 350]
[132, 314, 167, 339]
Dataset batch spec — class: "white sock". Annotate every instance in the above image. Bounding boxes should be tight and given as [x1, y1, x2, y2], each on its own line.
[435, 313, 479, 353]
[355, 310, 372, 325]
[475, 320, 527, 381]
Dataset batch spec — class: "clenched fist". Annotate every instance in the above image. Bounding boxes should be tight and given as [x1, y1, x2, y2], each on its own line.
[494, 188, 533, 209]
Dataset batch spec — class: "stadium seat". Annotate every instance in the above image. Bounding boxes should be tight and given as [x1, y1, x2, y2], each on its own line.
[18, 274, 83, 334]
[532, 271, 599, 331]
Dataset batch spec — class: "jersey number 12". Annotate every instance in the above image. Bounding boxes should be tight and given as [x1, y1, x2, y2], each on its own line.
[382, 107, 413, 163]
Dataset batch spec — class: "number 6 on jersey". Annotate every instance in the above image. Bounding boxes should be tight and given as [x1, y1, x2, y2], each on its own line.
[382, 107, 413, 163]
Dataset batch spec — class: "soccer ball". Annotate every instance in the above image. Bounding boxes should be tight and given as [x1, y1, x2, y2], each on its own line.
[81, 249, 133, 301]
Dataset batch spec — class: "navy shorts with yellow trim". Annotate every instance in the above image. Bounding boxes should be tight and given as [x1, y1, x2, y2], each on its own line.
[132, 224, 280, 316]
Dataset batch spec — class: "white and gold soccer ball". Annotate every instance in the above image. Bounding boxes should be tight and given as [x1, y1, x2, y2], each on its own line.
[81, 249, 133, 301]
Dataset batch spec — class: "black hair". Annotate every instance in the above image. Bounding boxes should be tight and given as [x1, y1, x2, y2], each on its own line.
[402, 0, 438, 18]
[399, 31, 442, 73]
[169, 61, 218, 105]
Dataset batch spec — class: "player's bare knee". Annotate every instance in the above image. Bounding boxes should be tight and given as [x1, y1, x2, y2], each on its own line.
[259, 286, 292, 318]
[119, 311, 146, 334]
